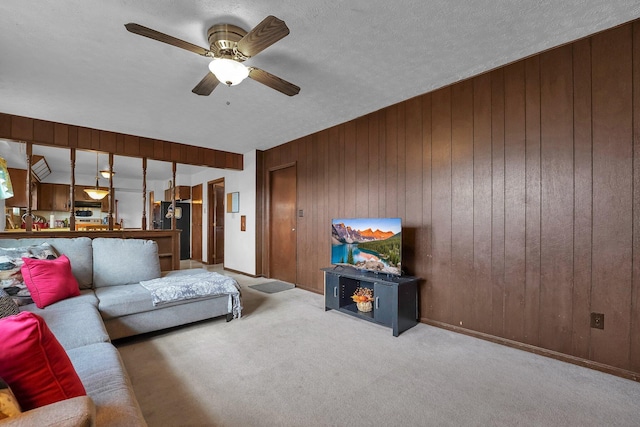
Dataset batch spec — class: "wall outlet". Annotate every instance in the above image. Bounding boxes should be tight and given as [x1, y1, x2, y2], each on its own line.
[590, 312, 604, 330]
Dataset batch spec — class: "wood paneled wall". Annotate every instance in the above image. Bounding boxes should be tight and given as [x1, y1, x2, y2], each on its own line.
[262, 21, 640, 377]
[0, 113, 243, 170]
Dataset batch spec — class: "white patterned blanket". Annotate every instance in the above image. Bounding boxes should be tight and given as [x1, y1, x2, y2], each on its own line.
[139, 272, 242, 318]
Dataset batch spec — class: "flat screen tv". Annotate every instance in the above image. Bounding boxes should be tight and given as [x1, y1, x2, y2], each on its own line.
[331, 218, 402, 275]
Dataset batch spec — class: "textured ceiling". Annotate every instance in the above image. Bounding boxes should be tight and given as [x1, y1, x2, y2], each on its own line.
[1, 0, 639, 159]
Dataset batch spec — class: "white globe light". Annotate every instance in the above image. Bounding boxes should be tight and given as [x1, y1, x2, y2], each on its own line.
[208, 58, 249, 86]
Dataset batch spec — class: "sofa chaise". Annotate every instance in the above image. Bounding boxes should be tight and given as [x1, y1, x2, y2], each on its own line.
[0, 236, 240, 426]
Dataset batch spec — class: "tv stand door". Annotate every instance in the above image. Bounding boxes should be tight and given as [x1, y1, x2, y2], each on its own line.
[373, 282, 394, 327]
[324, 272, 340, 310]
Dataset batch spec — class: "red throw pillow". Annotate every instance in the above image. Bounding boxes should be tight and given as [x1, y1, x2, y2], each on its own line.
[0, 312, 86, 410]
[21, 255, 80, 308]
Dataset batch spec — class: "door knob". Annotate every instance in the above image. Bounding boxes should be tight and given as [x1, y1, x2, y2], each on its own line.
[292, 228, 296, 231]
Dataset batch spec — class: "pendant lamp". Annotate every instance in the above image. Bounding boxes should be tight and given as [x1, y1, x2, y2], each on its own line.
[84, 153, 109, 200]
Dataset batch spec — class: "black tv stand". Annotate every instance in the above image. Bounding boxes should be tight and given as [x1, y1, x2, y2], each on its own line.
[322, 267, 419, 336]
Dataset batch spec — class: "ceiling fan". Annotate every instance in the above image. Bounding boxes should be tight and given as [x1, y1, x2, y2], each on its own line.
[125, 15, 300, 96]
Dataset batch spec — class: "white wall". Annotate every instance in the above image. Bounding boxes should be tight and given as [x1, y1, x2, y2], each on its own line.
[190, 150, 256, 276]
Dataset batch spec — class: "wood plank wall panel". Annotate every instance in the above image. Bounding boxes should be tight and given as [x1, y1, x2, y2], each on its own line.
[490, 69, 506, 337]
[591, 25, 633, 369]
[450, 81, 474, 328]
[523, 56, 542, 346]
[316, 131, 329, 288]
[632, 22, 640, 375]
[0, 112, 243, 170]
[572, 39, 593, 359]
[54, 123, 68, 146]
[385, 106, 398, 218]
[405, 97, 423, 276]
[0, 114, 11, 136]
[430, 87, 453, 324]
[377, 112, 386, 218]
[12, 116, 33, 140]
[503, 62, 526, 342]
[344, 121, 357, 218]
[397, 103, 407, 221]
[472, 74, 493, 334]
[356, 116, 369, 217]
[295, 139, 308, 288]
[34, 120, 54, 144]
[367, 112, 381, 217]
[539, 45, 575, 355]
[261, 21, 640, 376]
[420, 93, 433, 320]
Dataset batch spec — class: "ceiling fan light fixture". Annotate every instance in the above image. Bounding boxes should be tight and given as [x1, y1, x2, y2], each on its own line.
[208, 58, 249, 86]
[100, 170, 115, 179]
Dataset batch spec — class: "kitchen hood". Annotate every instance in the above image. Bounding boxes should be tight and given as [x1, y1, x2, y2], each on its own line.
[74, 200, 103, 208]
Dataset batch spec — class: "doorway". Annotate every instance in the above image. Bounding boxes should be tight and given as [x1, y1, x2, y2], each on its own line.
[207, 179, 225, 265]
[268, 164, 297, 284]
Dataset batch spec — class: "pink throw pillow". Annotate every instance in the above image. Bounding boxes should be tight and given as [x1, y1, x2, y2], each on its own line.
[20, 255, 80, 308]
[0, 312, 86, 410]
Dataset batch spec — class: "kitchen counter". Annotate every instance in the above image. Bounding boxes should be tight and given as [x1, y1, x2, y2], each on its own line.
[75, 224, 121, 231]
[3, 227, 70, 232]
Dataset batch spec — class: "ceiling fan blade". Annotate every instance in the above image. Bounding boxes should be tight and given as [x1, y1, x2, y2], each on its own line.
[236, 15, 290, 58]
[248, 68, 300, 96]
[125, 23, 211, 57]
[192, 73, 220, 96]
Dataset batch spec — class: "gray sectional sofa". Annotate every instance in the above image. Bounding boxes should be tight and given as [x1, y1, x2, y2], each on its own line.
[0, 236, 237, 426]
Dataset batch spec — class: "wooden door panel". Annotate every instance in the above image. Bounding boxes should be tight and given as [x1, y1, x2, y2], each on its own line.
[269, 165, 296, 283]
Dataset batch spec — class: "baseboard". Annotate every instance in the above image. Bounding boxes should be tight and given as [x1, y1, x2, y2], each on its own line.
[223, 266, 260, 278]
[421, 318, 640, 382]
[293, 283, 322, 295]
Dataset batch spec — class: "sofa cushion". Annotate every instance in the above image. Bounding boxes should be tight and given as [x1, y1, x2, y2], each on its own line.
[95, 284, 155, 320]
[0, 289, 19, 319]
[0, 243, 57, 306]
[38, 288, 99, 309]
[0, 312, 86, 411]
[67, 342, 146, 426]
[21, 255, 80, 308]
[20, 300, 110, 351]
[92, 238, 161, 288]
[0, 238, 94, 290]
[44, 238, 94, 290]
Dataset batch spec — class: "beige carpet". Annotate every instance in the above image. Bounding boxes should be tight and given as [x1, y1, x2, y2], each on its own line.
[116, 267, 640, 427]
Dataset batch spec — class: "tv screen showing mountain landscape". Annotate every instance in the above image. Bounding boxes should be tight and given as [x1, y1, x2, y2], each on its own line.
[331, 218, 402, 275]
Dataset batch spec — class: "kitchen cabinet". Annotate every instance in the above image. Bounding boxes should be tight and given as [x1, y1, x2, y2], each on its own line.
[101, 192, 111, 212]
[5, 168, 37, 208]
[74, 185, 92, 202]
[165, 185, 191, 201]
[38, 183, 70, 212]
[191, 184, 202, 202]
